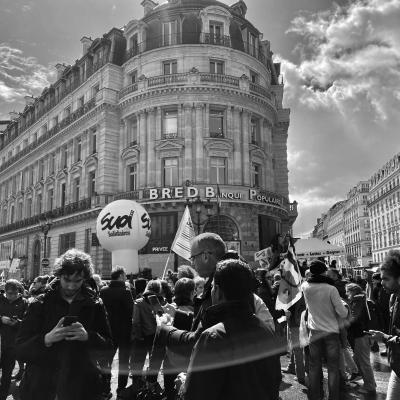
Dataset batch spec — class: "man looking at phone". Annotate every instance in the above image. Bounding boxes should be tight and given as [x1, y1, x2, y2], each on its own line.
[0, 279, 27, 400]
[16, 248, 113, 400]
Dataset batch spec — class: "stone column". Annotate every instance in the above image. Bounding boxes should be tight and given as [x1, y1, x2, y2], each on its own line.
[232, 107, 242, 185]
[138, 110, 147, 188]
[118, 120, 126, 191]
[195, 104, 204, 183]
[147, 108, 156, 187]
[81, 130, 89, 195]
[241, 110, 250, 186]
[183, 103, 193, 181]
[122, 118, 129, 148]
[155, 107, 162, 187]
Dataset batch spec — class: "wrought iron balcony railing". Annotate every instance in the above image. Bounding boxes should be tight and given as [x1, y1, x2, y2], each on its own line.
[125, 32, 267, 66]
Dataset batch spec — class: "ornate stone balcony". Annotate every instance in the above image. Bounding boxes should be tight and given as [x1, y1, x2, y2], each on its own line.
[119, 72, 270, 101]
[0, 197, 93, 235]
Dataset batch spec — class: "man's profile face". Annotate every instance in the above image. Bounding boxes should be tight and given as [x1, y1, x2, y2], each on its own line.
[381, 269, 400, 294]
[60, 271, 85, 298]
[190, 241, 216, 278]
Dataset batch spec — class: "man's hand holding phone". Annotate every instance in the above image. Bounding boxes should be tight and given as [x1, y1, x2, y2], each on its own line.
[44, 316, 88, 346]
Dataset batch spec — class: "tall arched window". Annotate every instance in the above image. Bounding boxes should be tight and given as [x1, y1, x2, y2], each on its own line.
[203, 215, 239, 241]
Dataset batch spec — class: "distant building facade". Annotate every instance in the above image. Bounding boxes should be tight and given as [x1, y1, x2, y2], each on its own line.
[0, 0, 297, 279]
[343, 181, 371, 269]
[326, 201, 345, 248]
[368, 153, 400, 264]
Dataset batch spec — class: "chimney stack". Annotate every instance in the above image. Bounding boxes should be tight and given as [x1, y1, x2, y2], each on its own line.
[80, 36, 93, 55]
[24, 95, 35, 106]
[141, 0, 158, 16]
[55, 63, 67, 79]
[9, 111, 19, 120]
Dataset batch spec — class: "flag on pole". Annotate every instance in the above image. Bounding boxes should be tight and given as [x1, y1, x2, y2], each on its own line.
[216, 184, 222, 213]
[171, 206, 196, 261]
[275, 245, 302, 311]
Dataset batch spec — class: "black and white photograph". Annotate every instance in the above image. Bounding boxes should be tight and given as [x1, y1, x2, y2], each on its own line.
[0, 0, 399, 399]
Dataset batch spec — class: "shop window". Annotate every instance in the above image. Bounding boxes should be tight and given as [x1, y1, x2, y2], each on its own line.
[210, 157, 226, 184]
[163, 158, 178, 186]
[140, 213, 178, 253]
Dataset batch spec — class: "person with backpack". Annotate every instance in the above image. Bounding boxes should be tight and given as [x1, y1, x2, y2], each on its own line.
[345, 283, 377, 396]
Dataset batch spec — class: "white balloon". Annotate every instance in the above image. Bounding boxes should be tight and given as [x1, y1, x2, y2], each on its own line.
[96, 200, 151, 274]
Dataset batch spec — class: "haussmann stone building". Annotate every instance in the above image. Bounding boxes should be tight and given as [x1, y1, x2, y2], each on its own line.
[0, 0, 297, 279]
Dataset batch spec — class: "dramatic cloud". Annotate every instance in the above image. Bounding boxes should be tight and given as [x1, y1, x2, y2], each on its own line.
[0, 44, 55, 103]
[281, 0, 400, 236]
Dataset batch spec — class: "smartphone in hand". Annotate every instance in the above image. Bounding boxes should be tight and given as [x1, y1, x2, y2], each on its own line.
[63, 316, 78, 326]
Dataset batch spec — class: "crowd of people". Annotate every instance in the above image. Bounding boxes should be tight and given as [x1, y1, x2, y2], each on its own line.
[0, 234, 399, 400]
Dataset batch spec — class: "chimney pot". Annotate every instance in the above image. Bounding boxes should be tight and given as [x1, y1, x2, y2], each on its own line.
[80, 36, 93, 56]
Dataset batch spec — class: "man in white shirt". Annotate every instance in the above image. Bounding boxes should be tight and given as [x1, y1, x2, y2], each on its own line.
[302, 260, 348, 400]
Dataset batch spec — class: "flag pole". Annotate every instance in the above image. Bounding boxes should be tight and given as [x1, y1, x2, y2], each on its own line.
[162, 250, 173, 280]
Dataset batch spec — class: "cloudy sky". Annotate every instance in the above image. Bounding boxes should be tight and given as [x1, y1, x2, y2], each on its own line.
[1, 0, 399, 237]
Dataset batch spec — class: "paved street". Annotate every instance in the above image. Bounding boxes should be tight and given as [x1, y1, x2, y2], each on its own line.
[4, 344, 390, 399]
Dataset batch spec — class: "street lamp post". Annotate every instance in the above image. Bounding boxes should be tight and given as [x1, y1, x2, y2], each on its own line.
[186, 196, 214, 235]
[39, 216, 52, 261]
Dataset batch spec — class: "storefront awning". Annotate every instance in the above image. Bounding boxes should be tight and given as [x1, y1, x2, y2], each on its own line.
[295, 238, 345, 258]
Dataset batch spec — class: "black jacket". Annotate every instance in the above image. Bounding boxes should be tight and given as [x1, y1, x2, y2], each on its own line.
[16, 280, 113, 400]
[0, 294, 28, 348]
[100, 280, 133, 345]
[184, 301, 281, 400]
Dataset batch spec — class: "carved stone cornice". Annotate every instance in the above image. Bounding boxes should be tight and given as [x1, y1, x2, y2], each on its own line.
[203, 138, 234, 158]
[121, 145, 140, 162]
[34, 180, 44, 191]
[70, 160, 83, 175]
[56, 168, 68, 181]
[84, 154, 98, 170]
[119, 86, 277, 121]
[45, 175, 55, 186]
[154, 138, 185, 158]
[249, 145, 267, 161]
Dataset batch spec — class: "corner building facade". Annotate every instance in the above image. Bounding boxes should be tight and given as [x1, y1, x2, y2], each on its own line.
[0, 0, 297, 278]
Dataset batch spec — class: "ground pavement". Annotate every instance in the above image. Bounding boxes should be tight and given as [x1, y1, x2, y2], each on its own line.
[4, 343, 391, 399]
